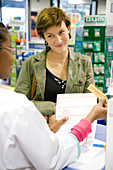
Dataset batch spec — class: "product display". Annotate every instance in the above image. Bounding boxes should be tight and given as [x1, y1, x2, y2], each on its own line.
[83, 24, 106, 92]
[9, 17, 28, 85]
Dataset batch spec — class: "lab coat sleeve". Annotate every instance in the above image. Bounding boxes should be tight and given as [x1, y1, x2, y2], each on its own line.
[3, 101, 80, 170]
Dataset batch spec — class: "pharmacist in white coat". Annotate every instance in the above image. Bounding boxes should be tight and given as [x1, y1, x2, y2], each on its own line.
[0, 23, 107, 170]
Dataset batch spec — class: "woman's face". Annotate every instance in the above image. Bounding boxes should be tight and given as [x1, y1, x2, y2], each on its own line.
[0, 33, 14, 79]
[44, 21, 70, 54]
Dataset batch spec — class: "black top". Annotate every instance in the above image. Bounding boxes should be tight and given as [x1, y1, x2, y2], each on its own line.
[44, 69, 66, 103]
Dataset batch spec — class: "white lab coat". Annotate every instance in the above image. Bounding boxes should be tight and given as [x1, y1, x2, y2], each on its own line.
[0, 87, 80, 170]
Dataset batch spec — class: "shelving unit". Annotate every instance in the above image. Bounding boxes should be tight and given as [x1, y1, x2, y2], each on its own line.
[10, 33, 17, 87]
[83, 15, 106, 93]
[8, 17, 27, 86]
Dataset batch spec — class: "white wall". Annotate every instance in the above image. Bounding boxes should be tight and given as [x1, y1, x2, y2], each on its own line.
[106, 0, 113, 25]
[30, 0, 50, 12]
[97, 1, 106, 15]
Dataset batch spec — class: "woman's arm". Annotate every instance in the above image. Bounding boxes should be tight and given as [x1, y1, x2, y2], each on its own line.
[15, 58, 56, 116]
[84, 56, 95, 93]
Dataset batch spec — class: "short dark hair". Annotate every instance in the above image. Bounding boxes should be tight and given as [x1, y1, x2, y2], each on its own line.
[0, 22, 9, 45]
[36, 7, 71, 39]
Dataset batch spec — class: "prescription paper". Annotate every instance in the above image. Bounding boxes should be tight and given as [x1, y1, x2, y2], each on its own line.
[56, 93, 97, 138]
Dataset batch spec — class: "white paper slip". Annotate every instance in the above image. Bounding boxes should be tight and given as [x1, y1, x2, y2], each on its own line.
[56, 93, 97, 137]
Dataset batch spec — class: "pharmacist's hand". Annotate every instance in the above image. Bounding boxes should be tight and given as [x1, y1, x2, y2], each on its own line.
[85, 97, 107, 124]
[99, 96, 108, 108]
[48, 113, 68, 133]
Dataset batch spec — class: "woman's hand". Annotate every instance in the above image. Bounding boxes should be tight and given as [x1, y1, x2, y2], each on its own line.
[85, 97, 107, 124]
[43, 106, 68, 133]
[48, 113, 68, 133]
[53, 105, 56, 114]
[43, 106, 57, 123]
[43, 115, 49, 123]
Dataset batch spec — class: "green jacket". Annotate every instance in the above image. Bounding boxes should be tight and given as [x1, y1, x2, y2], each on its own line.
[15, 48, 94, 115]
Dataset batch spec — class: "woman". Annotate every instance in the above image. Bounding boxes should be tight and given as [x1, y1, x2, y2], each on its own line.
[0, 22, 107, 170]
[15, 7, 94, 124]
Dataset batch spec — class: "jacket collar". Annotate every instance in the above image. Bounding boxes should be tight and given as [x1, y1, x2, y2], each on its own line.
[33, 48, 80, 61]
[34, 49, 46, 62]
